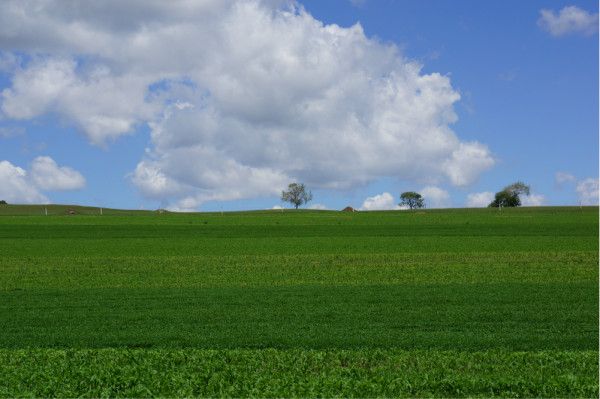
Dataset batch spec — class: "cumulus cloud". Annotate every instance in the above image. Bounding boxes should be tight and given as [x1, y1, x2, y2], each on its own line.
[1, 58, 156, 145]
[360, 192, 402, 211]
[442, 142, 494, 187]
[0, 157, 84, 203]
[166, 196, 202, 212]
[576, 178, 599, 205]
[554, 173, 598, 205]
[538, 6, 598, 37]
[0, 0, 494, 207]
[309, 203, 327, 210]
[420, 185, 450, 208]
[466, 191, 494, 208]
[0, 160, 48, 203]
[30, 156, 85, 190]
[521, 193, 545, 207]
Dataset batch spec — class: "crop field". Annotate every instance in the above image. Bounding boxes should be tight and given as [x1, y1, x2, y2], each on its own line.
[0, 205, 597, 397]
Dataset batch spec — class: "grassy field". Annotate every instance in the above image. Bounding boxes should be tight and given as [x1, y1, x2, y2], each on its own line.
[0, 204, 597, 397]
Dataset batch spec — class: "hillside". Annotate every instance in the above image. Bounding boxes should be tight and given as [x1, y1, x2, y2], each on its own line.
[0, 206, 597, 397]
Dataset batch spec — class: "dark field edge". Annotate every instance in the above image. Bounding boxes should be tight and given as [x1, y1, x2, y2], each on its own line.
[0, 349, 597, 398]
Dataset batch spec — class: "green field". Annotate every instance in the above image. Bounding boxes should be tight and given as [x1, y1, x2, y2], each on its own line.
[0, 205, 598, 397]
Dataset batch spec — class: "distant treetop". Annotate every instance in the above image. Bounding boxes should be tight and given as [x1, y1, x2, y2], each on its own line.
[281, 183, 313, 209]
[489, 181, 531, 208]
[399, 192, 425, 209]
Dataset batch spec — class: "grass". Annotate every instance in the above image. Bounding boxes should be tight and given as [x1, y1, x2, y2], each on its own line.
[2, 283, 596, 349]
[0, 205, 597, 397]
[1, 349, 597, 398]
[0, 203, 156, 216]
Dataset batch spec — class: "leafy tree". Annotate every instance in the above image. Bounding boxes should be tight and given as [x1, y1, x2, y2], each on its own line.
[489, 181, 530, 208]
[0, 200, 6, 205]
[399, 191, 425, 209]
[281, 183, 313, 209]
[489, 190, 520, 207]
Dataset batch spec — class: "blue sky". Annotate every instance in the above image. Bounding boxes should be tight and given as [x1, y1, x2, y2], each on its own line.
[0, 0, 597, 211]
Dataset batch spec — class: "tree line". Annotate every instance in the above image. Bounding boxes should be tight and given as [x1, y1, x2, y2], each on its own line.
[0, 182, 532, 210]
[281, 181, 531, 210]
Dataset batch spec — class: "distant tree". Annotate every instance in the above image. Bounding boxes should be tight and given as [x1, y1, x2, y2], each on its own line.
[0, 200, 6, 205]
[399, 191, 425, 209]
[489, 190, 520, 207]
[489, 181, 530, 208]
[281, 183, 313, 209]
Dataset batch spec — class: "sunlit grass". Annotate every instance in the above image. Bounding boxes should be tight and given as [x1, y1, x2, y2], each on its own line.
[0, 206, 597, 397]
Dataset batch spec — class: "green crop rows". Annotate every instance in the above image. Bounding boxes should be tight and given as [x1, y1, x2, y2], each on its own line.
[0, 205, 597, 397]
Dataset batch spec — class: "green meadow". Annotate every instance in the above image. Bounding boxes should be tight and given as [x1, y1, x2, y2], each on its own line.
[0, 205, 597, 397]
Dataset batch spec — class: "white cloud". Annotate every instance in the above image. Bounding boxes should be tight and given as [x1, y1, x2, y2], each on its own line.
[555, 171, 576, 186]
[442, 142, 495, 186]
[30, 156, 85, 191]
[521, 193, 545, 207]
[0, 156, 85, 204]
[360, 192, 402, 211]
[538, 6, 598, 37]
[466, 191, 494, 208]
[167, 196, 201, 212]
[576, 178, 599, 205]
[1, 58, 156, 145]
[467, 190, 545, 207]
[0, 0, 495, 207]
[554, 173, 599, 205]
[132, 143, 289, 205]
[309, 203, 327, 210]
[0, 160, 48, 203]
[420, 185, 450, 208]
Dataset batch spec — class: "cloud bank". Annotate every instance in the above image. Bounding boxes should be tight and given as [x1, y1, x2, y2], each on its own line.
[0, 0, 494, 208]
